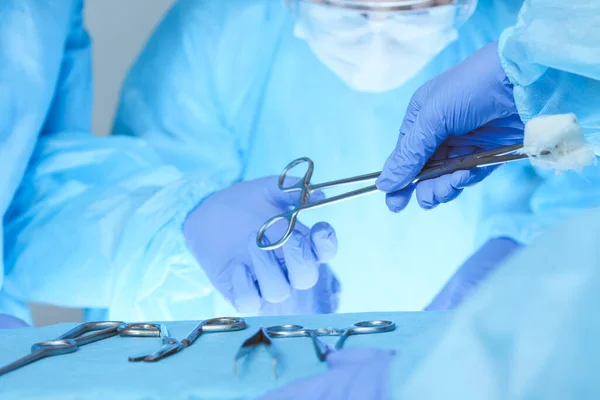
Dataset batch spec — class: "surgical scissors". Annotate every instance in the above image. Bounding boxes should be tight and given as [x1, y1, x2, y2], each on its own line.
[0, 321, 124, 377]
[257, 144, 527, 250]
[266, 319, 396, 361]
[137, 317, 247, 362]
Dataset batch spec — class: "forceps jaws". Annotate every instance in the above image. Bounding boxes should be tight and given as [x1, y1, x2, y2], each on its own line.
[234, 328, 277, 380]
[258, 144, 528, 251]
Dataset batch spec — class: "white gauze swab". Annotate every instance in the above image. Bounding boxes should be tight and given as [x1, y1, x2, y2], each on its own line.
[521, 113, 596, 172]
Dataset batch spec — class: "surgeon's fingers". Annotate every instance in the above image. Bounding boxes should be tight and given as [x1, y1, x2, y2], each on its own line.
[311, 222, 338, 263]
[415, 174, 464, 210]
[230, 262, 261, 315]
[414, 166, 497, 209]
[248, 235, 291, 303]
[280, 221, 338, 291]
[282, 230, 320, 290]
[385, 184, 416, 213]
[377, 104, 448, 193]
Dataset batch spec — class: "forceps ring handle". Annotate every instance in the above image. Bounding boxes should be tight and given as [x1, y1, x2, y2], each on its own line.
[59, 321, 124, 345]
[334, 320, 396, 350]
[31, 339, 78, 354]
[182, 317, 247, 346]
[278, 157, 314, 193]
[256, 210, 298, 250]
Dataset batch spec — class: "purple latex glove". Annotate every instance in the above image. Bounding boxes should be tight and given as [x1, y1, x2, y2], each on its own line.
[0, 313, 28, 329]
[426, 237, 522, 310]
[258, 348, 396, 400]
[377, 42, 524, 211]
[184, 177, 339, 315]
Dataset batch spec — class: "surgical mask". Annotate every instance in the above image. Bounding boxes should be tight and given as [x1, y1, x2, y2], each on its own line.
[286, 0, 478, 93]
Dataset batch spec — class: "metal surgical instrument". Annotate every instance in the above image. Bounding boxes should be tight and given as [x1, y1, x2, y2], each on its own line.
[257, 144, 528, 250]
[0, 321, 124, 377]
[138, 317, 248, 362]
[266, 320, 396, 361]
[234, 328, 278, 380]
[118, 323, 179, 362]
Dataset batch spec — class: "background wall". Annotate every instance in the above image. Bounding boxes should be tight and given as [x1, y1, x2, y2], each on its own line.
[87, 0, 176, 136]
[30, 0, 176, 326]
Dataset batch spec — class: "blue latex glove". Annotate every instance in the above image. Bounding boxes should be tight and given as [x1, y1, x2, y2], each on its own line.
[426, 237, 522, 310]
[0, 313, 28, 329]
[259, 348, 396, 400]
[376, 42, 525, 211]
[184, 177, 339, 315]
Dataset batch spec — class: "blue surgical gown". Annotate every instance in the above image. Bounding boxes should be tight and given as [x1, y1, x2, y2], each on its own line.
[473, 0, 600, 247]
[2, 0, 236, 323]
[398, 187, 600, 400]
[1, 0, 92, 322]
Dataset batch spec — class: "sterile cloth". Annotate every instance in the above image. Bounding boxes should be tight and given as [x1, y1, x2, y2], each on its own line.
[0, 311, 450, 399]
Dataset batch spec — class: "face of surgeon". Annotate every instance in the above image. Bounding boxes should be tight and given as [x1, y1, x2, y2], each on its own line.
[291, 0, 463, 93]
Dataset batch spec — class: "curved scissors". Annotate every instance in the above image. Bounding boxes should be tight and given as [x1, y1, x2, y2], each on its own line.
[257, 144, 527, 250]
[139, 317, 247, 362]
[266, 320, 395, 361]
[0, 321, 124, 376]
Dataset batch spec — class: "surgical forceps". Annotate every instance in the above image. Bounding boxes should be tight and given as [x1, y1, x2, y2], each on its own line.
[234, 328, 278, 380]
[132, 317, 248, 362]
[257, 144, 528, 250]
[0, 321, 123, 377]
[118, 323, 179, 362]
[266, 320, 396, 361]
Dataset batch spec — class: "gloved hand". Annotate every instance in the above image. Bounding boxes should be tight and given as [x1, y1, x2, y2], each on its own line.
[258, 348, 396, 400]
[0, 313, 28, 329]
[184, 177, 339, 315]
[426, 237, 522, 310]
[376, 42, 525, 211]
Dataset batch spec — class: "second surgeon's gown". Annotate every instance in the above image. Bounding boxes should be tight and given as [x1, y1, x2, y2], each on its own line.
[3, 0, 523, 321]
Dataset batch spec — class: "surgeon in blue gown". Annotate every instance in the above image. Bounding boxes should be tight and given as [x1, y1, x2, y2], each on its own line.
[1, 0, 338, 325]
[108, 0, 524, 320]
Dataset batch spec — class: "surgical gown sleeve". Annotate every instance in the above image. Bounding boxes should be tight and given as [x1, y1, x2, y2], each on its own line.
[474, 0, 600, 247]
[3, 0, 282, 322]
[0, 0, 91, 321]
[475, 160, 600, 247]
[498, 0, 600, 148]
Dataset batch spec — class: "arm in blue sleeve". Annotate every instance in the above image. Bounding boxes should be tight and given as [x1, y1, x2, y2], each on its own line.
[4, 0, 285, 321]
[426, 156, 600, 310]
[499, 0, 600, 148]
[0, 0, 86, 320]
[0, 1, 79, 224]
[41, 0, 92, 136]
[4, 133, 237, 321]
[477, 160, 600, 247]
